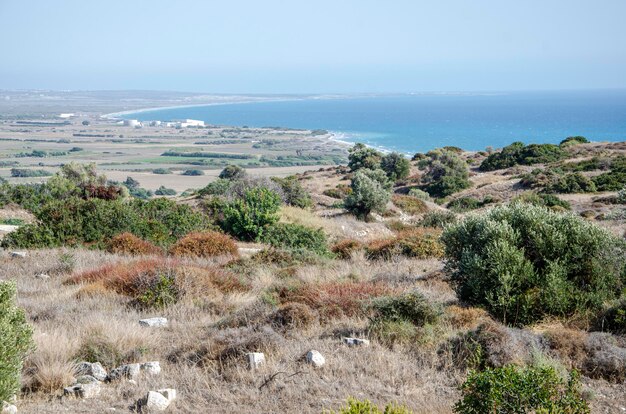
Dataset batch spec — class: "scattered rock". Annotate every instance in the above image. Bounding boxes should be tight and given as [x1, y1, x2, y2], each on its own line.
[137, 389, 177, 412]
[76, 361, 107, 381]
[1, 402, 17, 414]
[247, 352, 265, 370]
[63, 380, 101, 399]
[107, 363, 140, 381]
[306, 350, 325, 367]
[342, 337, 370, 347]
[9, 251, 26, 258]
[34, 273, 50, 280]
[139, 317, 168, 328]
[140, 361, 161, 376]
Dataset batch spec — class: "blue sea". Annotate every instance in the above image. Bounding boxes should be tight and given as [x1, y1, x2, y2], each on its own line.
[121, 90, 626, 154]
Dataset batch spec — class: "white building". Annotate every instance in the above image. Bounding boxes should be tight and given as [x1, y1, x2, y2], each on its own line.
[124, 119, 141, 127]
[59, 113, 75, 119]
[179, 119, 205, 128]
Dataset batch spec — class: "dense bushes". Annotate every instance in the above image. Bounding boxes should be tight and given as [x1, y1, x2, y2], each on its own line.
[2, 197, 210, 249]
[219, 164, 246, 180]
[521, 169, 597, 194]
[454, 366, 589, 414]
[169, 231, 239, 258]
[596, 300, 626, 334]
[511, 192, 571, 210]
[391, 194, 428, 214]
[329, 398, 413, 414]
[154, 186, 176, 196]
[10, 168, 53, 177]
[272, 176, 312, 208]
[480, 142, 565, 171]
[0, 282, 34, 402]
[370, 291, 439, 326]
[222, 188, 281, 241]
[345, 169, 392, 219]
[419, 149, 471, 198]
[367, 228, 444, 260]
[442, 203, 626, 326]
[260, 223, 329, 256]
[560, 136, 589, 146]
[447, 196, 497, 213]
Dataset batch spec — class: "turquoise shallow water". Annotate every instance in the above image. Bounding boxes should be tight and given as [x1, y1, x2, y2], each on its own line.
[121, 91, 626, 153]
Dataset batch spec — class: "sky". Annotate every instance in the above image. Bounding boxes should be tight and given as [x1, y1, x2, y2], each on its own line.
[1, 0, 625, 93]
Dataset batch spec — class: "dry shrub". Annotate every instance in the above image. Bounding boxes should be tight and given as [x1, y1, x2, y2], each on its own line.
[543, 327, 588, 369]
[392, 194, 429, 214]
[269, 302, 318, 330]
[366, 228, 443, 260]
[278, 281, 394, 320]
[107, 232, 163, 256]
[331, 239, 364, 260]
[446, 305, 488, 329]
[23, 331, 77, 393]
[169, 231, 238, 258]
[66, 258, 248, 304]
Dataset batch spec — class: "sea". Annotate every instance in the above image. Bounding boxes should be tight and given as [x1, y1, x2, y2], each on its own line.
[119, 90, 626, 154]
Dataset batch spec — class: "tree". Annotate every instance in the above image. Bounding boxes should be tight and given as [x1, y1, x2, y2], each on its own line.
[420, 149, 470, 198]
[219, 164, 247, 180]
[82, 120, 90, 126]
[272, 176, 312, 208]
[381, 152, 410, 181]
[348, 143, 382, 172]
[222, 188, 282, 241]
[344, 168, 392, 220]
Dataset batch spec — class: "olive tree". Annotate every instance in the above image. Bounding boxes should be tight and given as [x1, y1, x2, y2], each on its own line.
[345, 168, 392, 220]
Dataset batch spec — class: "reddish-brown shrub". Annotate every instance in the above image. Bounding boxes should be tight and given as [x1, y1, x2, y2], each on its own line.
[365, 237, 400, 260]
[270, 302, 318, 329]
[331, 239, 363, 259]
[169, 231, 239, 258]
[107, 232, 163, 256]
[278, 281, 394, 320]
[65, 258, 248, 300]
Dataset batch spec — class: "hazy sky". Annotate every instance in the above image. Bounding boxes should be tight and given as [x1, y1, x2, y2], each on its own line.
[1, 0, 625, 93]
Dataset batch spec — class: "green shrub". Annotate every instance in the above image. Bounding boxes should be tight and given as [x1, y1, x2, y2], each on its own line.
[1, 197, 210, 249]
[272, 176, 312, 208]
[442, 203, 626, 326]
[418, 210, 457, 228]
[10, 168, 52, 177]
[419, 149, 471, 198]
[511, 192, 571, 210]
[182, 169, 204, 176]
[329, 397, 413, 414]
[152, 168, 172, 174]
[219, 164, 246, 180]
[137, 273, 179, 308]
[222, 188, 281, 241]
[154, 186, 176, 196]
[618, 186, 626, 204]
[392, 194, 428, 214]
[345, 169, 392, 220]
[261, 223, 329, 256]
[546, 172, 596, 194]
[407, 188, 430, 201]
[0, 281, 34, 402]
[448, 197, 484, 213]
[370, 291, 439, 326]
[381, 152, 410, 181]
[348, 143, 382, 172]
[560, 136, 589, 146]
[198, 178, 232, 197]
[480, 142, 565, 171]
[595, 299, 626, 335]
[454, 365, 589, 414]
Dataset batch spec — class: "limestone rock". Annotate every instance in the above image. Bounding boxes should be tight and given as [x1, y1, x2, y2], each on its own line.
[247, 352, 265, 370]
[342, 337, 370, 347]
[139, 317, 168, 328]
[306, 350, 325, 367]
[76, 361, 107, 381]
[138, 390, 176, 412]
[1, 402, 17, 414]
[107, 363, 140, 381]
[34, 273, 50, 280]
[140, 361, 161, 376]
[63, 381, 101, 399]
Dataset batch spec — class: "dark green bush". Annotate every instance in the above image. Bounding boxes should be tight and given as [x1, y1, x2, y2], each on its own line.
[260, 223, 329, 256]
[0, 281, 34, 402]
[442, 203, 626, 326]
[511, 192, 571, 210]
[329, 398, 413, 414]
[520, 169, 596, 194]
[419, 149, 471, 198]
[10, 168, 52, 177]
[152, 168, 172, 174]
[198, 178, 232, 197]
[595, 299, 626, 335]
[222, 188, 281, 241]
[182, 169, 204, 176]
[348, 143, 382, 172]
[155, 186, 177, 196]
[370, 291, 439, 326]
[219, 164, 246, 180]
[447, 196, 496, 213]
[418, 210, 457, 228]
[381, 152, 410, 181]
[454, 365, 589, 414]
[480, 142, 565, 171]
